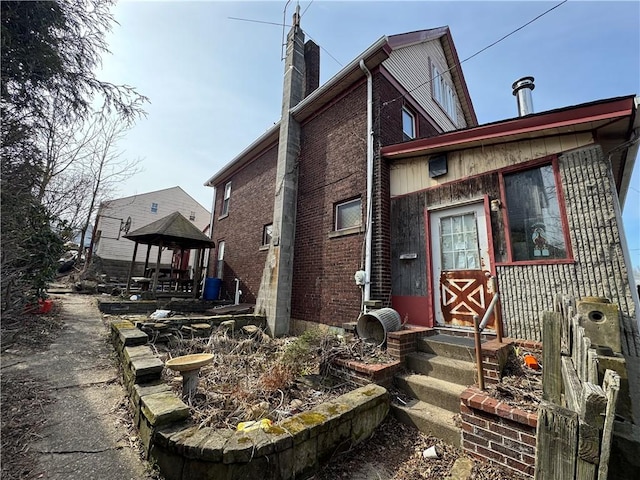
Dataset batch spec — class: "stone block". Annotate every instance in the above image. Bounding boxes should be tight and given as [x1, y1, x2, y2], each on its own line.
[182, 458, 229, 480]
[316, 419, 351, 461]
[131, 356, 164, 380]
[173, 427, 217, 459]
[118, 327, 148, 347]
[141, 391, 189, 426]
[197, 429, 233, 462]
[577, 298, 622, 353]
[124, 345, 156, 364]
[350, 402, 389, 444]
[292, 436, 318, 475]
[133, 380, 171, 407]
[149, 443, 185, 480]
[222, 429, 276, 463]
[154, 423, 193, 449]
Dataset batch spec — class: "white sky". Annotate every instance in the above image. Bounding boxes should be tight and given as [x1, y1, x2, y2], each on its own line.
[98, 0, 640, 269]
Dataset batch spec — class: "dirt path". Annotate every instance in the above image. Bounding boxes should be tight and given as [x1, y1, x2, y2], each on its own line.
[1, 293, 155, 479]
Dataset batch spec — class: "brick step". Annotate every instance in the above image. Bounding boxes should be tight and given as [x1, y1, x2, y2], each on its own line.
[405, 352, 476, 386]
[395, 373, 466, 413]
[391, 399, 461, 447]
[418, 333, 482, 362]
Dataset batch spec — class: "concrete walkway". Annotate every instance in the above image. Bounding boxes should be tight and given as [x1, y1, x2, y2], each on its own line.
[2, 293, 154, 479]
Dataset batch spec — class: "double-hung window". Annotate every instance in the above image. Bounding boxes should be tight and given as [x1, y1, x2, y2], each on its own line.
[502, 161, 570, 262]
[431, 64, 458, 124]
[262, 223, 273, 247]
[221, 182, 231, 216]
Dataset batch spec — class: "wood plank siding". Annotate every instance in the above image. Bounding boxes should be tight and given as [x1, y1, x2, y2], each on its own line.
[390, 132, 594, 197]
[383, 39, 466, 132]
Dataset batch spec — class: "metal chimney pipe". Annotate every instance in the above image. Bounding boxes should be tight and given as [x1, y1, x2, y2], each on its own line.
[512, 76, 535, 116]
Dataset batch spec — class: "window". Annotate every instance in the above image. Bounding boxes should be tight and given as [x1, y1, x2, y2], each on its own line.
[431, 64, 458, 124]
[221, 182, 231, 216]
[262, 223, 273, 246]
[503, 163, 568, 262]
[335, 198, 362, 231]
[189, 211, 196, 221]
[151, 202, 158, 214]
[216, 241, 225, 279]
[402, 107, 416, 141]
[440, 212, 480, 270]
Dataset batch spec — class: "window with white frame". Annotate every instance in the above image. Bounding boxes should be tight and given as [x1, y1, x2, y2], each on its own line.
[221, 182, 231, 216]
[262, 223, 273, 246]
[431, 64, 458, 124]
[189, 211, 196, 221]
[335, 198, 362, 231]
[402, 107, 416, 141]
[151, 202, 158, 214]
[216, 240, 225, 279]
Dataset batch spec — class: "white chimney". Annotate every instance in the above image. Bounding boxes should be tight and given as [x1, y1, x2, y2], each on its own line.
[512, 76, 535, 116]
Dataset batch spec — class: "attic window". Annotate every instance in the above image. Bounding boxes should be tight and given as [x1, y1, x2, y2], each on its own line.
[189, 211, 196, 221]
[431, 64, 458, 125]
[151, 202, 158, 214]
[402, 107, 416, 141]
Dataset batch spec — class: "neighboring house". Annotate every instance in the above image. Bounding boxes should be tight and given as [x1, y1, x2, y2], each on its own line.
[91, 186, 210, 280]
[205, 13, 477, 332]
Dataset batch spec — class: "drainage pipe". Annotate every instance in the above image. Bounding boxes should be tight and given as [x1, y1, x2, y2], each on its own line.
[359, 59, 374, 311]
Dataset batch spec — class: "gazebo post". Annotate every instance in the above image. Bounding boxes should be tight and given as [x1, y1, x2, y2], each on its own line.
[143, 244, 152, 276]
[125, 241, 139, 295]
[152, 240, 163, 292]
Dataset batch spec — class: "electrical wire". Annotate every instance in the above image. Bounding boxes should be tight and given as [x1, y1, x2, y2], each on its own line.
[382, 0, 568, 107]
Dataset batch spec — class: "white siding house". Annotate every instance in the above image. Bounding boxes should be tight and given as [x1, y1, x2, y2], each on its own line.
[92, 187, 210, 278]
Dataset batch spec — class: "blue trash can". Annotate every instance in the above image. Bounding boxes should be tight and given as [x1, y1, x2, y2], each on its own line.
[203, 277, 221, 300]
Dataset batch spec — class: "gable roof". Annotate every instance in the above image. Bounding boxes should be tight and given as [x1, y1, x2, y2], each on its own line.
[101, 186, 209, 212]
[204, 26, 475, 188]
[124, 211, 215, 249]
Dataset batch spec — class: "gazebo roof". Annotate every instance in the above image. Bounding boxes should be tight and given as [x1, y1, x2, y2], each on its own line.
[124, 211, 214, 250]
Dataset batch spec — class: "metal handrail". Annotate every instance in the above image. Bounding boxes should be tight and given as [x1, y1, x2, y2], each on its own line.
[472, 276, 501, 390]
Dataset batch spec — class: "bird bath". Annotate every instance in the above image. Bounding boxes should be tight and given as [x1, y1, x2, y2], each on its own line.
[165, 353, 214, 400]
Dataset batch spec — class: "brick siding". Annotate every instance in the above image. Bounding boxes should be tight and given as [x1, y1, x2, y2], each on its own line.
[460, 387, 537, 478]
[210, 145, 278, 303]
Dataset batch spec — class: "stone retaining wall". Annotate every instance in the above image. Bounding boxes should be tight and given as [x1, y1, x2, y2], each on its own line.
[460, 387, 537, 478]
[110, 320, 390, 480]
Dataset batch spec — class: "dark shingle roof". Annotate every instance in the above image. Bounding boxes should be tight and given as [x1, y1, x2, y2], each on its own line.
[124, 211, 214, 249]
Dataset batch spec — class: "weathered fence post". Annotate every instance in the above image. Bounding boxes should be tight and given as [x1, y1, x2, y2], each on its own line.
[535, 402, 579, 480]
[543, 311, 563, 403]
[598, 369, 621, 480]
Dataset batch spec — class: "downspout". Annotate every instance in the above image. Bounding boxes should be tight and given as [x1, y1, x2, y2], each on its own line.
[359, 59, 374, 310]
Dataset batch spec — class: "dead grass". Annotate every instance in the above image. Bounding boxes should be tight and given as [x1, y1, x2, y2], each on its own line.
[153, 326, 368, 429]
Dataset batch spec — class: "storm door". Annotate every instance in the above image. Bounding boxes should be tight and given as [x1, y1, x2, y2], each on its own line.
[430, 203, 495, 328]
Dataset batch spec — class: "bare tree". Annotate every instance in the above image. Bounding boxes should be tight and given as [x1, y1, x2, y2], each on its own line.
[36, 112, 141, 255]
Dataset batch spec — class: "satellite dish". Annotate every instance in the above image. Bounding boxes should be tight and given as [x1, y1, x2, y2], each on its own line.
[121, 216, 132, 234]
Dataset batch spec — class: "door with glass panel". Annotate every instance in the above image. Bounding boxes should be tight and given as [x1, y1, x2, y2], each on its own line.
[430, 203, 495, 328]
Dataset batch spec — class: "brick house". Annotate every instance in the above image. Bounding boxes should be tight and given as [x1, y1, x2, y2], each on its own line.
[205, 14, 477, 334]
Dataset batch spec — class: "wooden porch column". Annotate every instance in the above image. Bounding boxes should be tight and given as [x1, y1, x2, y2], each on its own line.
[143, 244, 152, 275]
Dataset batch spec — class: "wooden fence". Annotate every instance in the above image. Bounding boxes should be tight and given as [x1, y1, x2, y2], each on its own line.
[535, 295, 621, 480]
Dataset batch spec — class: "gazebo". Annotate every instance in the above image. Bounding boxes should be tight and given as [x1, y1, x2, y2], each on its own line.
[123, 211, 215, 297]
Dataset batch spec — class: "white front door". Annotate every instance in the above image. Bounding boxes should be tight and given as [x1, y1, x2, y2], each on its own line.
[430, 202, 495, 328]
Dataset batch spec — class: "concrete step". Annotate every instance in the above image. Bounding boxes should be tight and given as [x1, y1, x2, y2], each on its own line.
[391, 399, 461, 447]
[418, 334, 481, 363]
[395, 373, 466, 413]
[405, 352, 476, 386]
